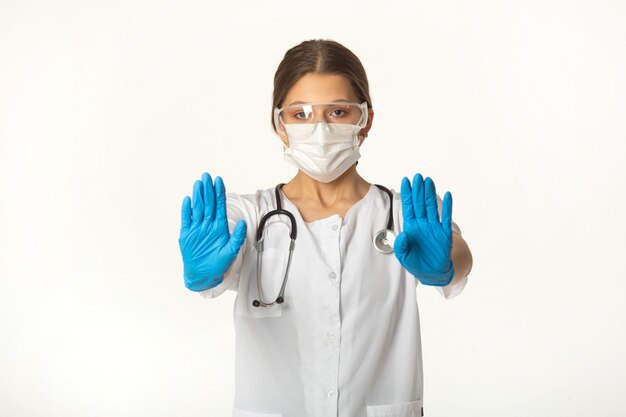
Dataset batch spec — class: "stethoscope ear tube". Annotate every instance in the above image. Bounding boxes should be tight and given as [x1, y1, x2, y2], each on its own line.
[253, 184, 297, 308]
[252, 237, 295, 308]
[256, 209, 297, 242]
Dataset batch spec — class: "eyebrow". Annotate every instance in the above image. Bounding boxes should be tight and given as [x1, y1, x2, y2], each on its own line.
[286, 99, 354, 106]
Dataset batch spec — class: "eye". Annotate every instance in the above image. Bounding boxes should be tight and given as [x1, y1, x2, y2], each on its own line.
[284, 110, 307, 120]
[330, 106, 355, 118]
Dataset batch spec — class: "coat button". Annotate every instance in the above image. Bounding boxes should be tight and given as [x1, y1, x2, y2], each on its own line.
[331, 224, 338, 231]
[327, 389, 335, 399]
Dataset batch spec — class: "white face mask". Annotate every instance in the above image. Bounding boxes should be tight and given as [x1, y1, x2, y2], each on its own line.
[283, 122, 363, 183]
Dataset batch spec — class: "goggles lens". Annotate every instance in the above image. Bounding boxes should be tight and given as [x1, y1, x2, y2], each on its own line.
[275, 101, 367, 133]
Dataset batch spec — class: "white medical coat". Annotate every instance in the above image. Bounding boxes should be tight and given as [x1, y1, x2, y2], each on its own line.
[200, 184, 467, 417]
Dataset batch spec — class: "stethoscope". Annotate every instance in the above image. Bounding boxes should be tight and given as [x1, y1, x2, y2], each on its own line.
[252, 183, 395, 308]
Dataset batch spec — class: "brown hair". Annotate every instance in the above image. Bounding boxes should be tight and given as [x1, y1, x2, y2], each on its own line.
[271, 39, 372, 133]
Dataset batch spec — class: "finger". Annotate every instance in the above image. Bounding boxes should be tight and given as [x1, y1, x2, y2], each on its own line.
[400, 177, 415, 222]
[181, 196, 192, 233]
[424, 177, 440, 223]
[191, 179, 204, 226]
[412, 173, 426, 219]
[227, 220, 247, 256]
[442, 191, 453, 238]
[214, 176, 227, 223]
[202, 172, 216, 222]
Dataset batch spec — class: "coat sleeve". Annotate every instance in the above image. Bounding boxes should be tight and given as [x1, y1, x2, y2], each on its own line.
[198, 192, 249, 300]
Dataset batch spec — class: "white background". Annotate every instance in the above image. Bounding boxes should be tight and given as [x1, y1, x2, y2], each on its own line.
[1, 1, 625, 416]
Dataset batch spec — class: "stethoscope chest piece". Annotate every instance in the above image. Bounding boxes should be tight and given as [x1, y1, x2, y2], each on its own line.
[373, 229, 396, 254]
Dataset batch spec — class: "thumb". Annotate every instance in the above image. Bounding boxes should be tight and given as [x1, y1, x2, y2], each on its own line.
[227, 220, 247, 256]
[393, 231, 410, 259]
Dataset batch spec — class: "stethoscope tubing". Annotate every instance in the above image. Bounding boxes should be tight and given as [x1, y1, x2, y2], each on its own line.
[252, 183, 394, 308]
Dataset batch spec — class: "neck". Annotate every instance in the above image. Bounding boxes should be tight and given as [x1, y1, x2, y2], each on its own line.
[282, 165, 371, 207]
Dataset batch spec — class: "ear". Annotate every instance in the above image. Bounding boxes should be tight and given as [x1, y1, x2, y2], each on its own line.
[275, 128, 289, 146]
[358, 108, 374, 143]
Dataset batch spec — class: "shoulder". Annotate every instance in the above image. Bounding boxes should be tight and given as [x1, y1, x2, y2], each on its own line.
[225, 186, 277, 218]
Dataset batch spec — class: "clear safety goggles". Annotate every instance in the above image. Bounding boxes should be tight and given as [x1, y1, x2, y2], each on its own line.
[274, 101, 368, 135]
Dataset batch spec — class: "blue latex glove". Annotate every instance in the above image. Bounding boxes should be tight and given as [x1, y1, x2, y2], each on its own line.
[179, 172, 247, 292]
[394, 173, 455, 286]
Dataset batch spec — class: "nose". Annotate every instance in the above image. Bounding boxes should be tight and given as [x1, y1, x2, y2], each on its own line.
[311, 120, 331, 132]
[309, 110, 331, 124]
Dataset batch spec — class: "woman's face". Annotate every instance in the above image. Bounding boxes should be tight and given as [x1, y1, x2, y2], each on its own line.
[276, 73, 374, 146]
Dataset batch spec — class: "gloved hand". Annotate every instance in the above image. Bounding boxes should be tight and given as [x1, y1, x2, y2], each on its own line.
[394, 173, 455, 286]
[179, 172, 247, 292]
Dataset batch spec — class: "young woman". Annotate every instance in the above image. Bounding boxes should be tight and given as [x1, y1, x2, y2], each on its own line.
[179, 39, 473, 417]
